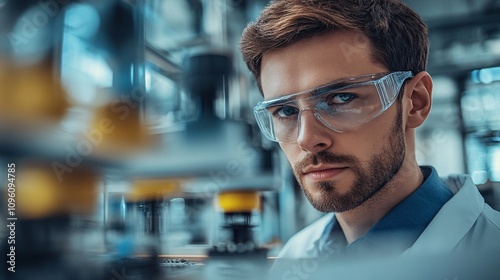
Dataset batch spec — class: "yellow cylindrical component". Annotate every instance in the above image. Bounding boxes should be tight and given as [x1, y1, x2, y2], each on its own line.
[217, 191, 260, 213]
[16, 167, 61, 218]
[15, 164, 99, 219]
[88, 101, 152, 157]
[128, 179, 183, 202]
[0, 60, 70, 124]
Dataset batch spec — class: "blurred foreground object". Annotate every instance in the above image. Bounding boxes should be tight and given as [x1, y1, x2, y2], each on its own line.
[0, 59, 70, 126]
[16, 164, 98, 218]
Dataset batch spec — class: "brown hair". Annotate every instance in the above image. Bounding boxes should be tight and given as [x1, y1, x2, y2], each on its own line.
[240, 0, 429, 93]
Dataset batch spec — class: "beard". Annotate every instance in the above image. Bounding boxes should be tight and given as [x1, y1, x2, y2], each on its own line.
[293, 103, 405, 213]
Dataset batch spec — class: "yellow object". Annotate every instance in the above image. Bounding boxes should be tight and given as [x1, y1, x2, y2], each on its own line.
[89, 101, 152, 156]
[128, 179, 183, 202]
[0, 60, 70, 124]
[15, 164, 99, 219]
[217, 191, 260, 213]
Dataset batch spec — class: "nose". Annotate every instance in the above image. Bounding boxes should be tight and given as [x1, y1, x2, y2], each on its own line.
[296, 109, 333, 153]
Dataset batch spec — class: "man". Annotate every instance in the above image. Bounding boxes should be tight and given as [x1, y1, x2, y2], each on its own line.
[240, 0, 500, 260]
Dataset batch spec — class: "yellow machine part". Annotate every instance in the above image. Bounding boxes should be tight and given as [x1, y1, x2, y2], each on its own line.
[217, 191, 260, 213]
[0, 60, 70, 124]
[127, 178, 183, 202]
[88, 101, 153, 157]
[15, 164, 99, 219]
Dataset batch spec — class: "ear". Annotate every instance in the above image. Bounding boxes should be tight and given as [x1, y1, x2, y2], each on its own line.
[404, 71, 433, 129]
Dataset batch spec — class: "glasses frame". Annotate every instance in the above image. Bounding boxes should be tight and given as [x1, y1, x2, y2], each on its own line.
[253, 71, 414, 143]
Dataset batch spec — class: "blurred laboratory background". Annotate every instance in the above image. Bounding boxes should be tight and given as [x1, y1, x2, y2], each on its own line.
[0, 0, 499, 279]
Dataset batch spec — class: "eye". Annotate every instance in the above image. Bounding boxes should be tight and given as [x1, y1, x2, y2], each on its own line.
[326, 93, 356, 105]
[272, 105, 299, 118]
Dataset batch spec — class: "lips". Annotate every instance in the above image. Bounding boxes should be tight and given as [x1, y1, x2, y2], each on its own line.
[302, 166, 348, 181]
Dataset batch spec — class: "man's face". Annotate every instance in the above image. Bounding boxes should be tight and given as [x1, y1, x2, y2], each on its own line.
[260, 31, 407, 213]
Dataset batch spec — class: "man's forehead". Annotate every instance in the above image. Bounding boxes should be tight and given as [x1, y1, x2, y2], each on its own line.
[260, 31, 383, 100]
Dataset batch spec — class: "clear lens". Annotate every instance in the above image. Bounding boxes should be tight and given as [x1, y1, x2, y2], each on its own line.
[254, 71, 413, 143]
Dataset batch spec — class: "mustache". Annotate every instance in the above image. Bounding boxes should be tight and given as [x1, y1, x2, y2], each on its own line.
[294, 151, 359, 171]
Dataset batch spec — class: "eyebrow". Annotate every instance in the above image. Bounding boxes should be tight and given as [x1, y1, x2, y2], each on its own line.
[310, 81, 354, 96]
[264, 81, 355, 105]
[263, 76, 373, 105]
[264, 82, 356, 107]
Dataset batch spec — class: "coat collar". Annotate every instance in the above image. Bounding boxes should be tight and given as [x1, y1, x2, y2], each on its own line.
[404, 174, 484, 255]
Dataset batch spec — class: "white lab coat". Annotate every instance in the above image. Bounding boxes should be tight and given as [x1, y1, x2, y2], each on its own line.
[277, 174, 500, 259]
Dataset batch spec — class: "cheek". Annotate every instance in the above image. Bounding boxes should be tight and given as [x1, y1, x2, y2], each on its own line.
[279, 143, 302, 165]
[335, 137, 378, 162]
[340, 119, 395, 158]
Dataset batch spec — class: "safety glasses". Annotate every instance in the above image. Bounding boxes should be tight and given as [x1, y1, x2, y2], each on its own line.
[253, 71, 413, 143]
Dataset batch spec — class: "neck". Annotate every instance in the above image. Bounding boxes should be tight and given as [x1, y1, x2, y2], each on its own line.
[335, 158, 423, 244]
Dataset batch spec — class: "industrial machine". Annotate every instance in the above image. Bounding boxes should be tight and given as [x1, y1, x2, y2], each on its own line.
[0, 1, 278, 279]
